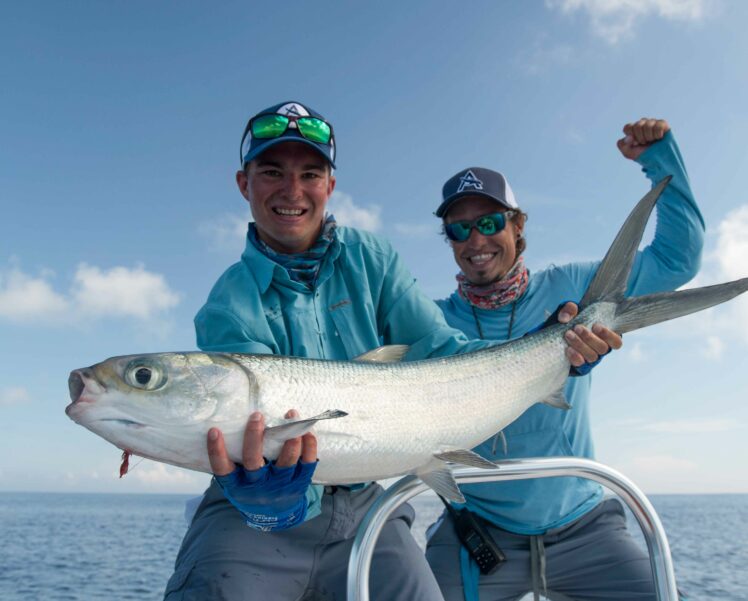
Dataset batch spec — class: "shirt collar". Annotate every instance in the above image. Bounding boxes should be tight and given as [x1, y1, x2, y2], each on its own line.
[240, 226, 344, 294]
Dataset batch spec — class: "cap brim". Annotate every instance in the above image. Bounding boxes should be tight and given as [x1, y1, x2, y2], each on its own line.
[435, 191, 514, 218]
[243, 136, 336, 169]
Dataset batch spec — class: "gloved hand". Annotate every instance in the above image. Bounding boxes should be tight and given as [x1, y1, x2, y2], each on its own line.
[215, 459, 317, 531]
[208, 409, 318, 532]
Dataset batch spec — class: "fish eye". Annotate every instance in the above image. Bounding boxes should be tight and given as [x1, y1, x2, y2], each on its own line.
[124, 360, 167, 391]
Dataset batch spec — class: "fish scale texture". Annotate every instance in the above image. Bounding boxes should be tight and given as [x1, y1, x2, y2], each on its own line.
[231, 305, 616, 484]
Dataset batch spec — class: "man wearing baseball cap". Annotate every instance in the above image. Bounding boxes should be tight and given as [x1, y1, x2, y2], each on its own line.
[425, 119, 704, 601]
[164, 100, 450, 600]
[163, 100, 620, 601]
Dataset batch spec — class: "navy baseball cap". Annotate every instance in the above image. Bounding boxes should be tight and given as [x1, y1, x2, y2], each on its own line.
[239, 101, 336, 168]
[435, 167, 518, 218]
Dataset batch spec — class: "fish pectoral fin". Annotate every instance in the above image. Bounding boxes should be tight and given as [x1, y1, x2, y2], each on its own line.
[265, 409, 348, 440]
[542, 388, 570, 410]
[417, 461, 465, 503]
[354, 345, 410, 363]
[434, 449, 497, 470]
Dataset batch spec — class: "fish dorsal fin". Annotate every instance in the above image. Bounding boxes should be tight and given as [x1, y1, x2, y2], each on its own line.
[417, 459, 465, 503]
[354, 345, 409, 363]
[542, 388, 570, 410]
[434, 449, 497, 470]
[264, 409, 347, 441]
[580, 176, 671, 307]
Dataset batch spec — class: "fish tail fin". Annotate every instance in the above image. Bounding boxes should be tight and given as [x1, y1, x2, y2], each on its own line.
[579, 176, 671, 307]
[578, 174, 748, 332]
[612, 278, 748, 334]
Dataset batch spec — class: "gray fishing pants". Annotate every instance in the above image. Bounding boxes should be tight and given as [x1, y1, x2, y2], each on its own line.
[164, 480, 444, 601]
[426, 498, 665, 601]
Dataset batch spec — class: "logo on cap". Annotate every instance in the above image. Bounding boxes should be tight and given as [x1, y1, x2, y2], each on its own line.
[457, 170, 484, 193]
[277, 103, 309, 117]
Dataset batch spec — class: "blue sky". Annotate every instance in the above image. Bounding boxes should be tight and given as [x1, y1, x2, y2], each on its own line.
[1, 0, 746, 495]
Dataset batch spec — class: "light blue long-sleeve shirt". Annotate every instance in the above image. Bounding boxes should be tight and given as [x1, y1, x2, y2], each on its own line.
[436, 131, 705, 534]
[195, 225, 493, 520]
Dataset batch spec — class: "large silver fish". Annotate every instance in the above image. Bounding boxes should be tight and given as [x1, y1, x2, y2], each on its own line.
[65, 178, 748, 501]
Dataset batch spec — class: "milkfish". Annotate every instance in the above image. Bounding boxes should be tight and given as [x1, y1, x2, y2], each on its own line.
[65, 178, 748, 501]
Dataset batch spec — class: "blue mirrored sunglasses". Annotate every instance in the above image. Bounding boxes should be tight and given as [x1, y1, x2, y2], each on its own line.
[444, 211, 516, 242]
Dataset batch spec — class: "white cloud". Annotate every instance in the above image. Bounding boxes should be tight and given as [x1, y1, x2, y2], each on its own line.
[0, 268, 69, 321]
[713, 205, 748, 281]
[638, 418, 737, 434]
[627, 341, 646, 362]
[619, 453, 700, 491]
[327, 191, 382, 232]
[516, 39, 574, 75]
[606, 451, 708, 493]
[567, 128, 585, 144]
[393, 222, 441, 240]
[547, 0, 711, 44]
[131, 461, 202, 486]
[703, 335, 724, 360]
[685, 204, 748, 343]
[0, 263, 180, 324]
[72, 264, 180, 319]
[0, 386, 31, 406]
[608, 416, 739, 434]
[198, 212, 249, 253]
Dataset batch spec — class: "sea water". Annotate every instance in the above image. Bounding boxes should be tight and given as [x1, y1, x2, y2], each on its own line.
[0, 492, 746, 600]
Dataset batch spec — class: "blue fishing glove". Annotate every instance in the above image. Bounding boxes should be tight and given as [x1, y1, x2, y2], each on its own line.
[531, 300, 612, 377]
[214, 459, 318, 532]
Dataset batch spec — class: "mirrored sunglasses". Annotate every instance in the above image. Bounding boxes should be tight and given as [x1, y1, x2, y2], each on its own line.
[444, 211, 516, 242]
[252, 114, 331, 143]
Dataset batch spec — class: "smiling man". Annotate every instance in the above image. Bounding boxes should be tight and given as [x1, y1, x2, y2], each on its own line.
[425, 119, 704, 601]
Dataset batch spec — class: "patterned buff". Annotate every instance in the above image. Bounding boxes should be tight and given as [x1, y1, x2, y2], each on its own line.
[249, 214, 337, 289]
[457, 256, 529, 310]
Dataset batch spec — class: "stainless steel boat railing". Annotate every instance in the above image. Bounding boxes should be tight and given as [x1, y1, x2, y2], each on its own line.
[347, 457, 678, 601]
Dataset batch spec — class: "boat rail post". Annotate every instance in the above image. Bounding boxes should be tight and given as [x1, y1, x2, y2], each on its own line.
[347, 457, 678, 601]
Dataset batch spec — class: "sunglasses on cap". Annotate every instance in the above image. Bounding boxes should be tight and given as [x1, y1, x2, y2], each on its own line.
[242, 113, 332, 148]
[444, 211, 517, 242]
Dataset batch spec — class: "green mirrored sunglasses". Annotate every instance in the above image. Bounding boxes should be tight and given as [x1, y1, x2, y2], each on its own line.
[444, 211, 516, 242]
[250, 114, 332, 144]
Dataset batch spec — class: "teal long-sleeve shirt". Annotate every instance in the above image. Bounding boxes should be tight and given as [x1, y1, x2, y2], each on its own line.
[436, 131, 705, 534]
[195, 225, 493, 520]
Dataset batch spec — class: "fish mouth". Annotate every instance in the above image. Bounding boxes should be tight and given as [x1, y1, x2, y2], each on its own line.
[64, 402, 147, 430]
[68, 368, 107, 403]
[68, 371, 85, 402]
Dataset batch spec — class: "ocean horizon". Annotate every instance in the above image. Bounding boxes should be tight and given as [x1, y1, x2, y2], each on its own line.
[1, 491, 746, 600]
